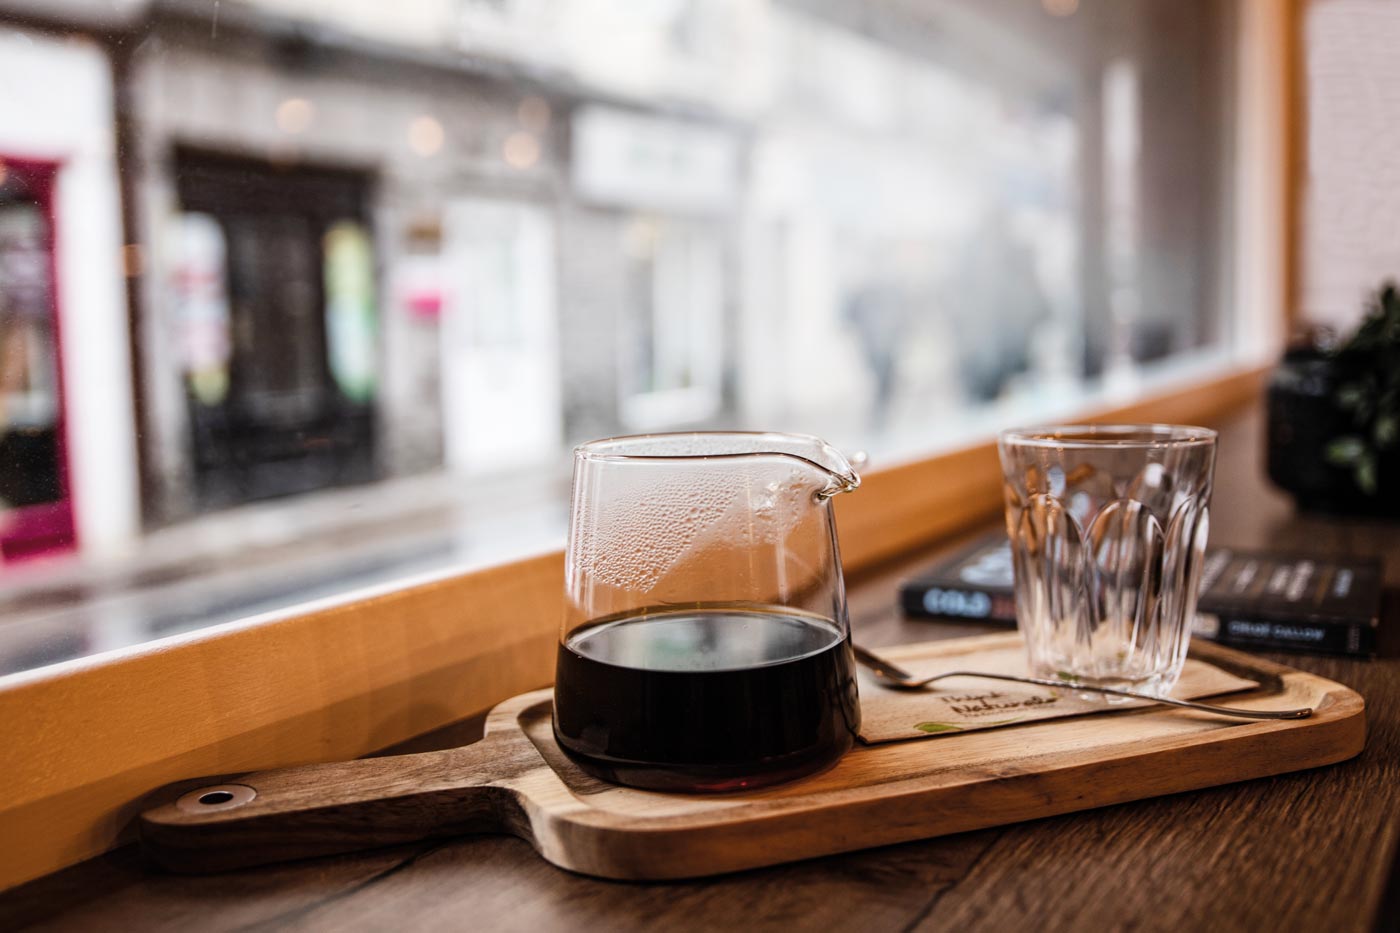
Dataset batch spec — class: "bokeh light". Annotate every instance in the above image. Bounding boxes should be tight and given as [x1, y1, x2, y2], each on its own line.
[502, 130, 540, 169]
[408, 115, 444, 156]
[275, 97, 314, 134]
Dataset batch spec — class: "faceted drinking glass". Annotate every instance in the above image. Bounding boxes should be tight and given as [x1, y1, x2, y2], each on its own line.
[554, 432, 863, 792]
[998, 424, 1217, 697]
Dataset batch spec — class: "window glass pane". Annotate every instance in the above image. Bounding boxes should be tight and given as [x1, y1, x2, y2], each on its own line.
[0, 0, 1252, 674]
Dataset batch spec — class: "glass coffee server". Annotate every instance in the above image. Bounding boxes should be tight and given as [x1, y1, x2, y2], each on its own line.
[554, 432, 864, 792]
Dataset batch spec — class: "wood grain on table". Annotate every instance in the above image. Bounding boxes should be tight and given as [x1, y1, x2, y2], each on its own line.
[3, 409, 1398, 933]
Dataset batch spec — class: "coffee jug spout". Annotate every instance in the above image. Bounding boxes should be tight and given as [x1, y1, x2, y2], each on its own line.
[804, 446, 863, 500]
[811, 463, 860, 499]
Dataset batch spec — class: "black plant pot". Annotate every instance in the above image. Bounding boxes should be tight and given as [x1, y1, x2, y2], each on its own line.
[1266, 350, 1400, 517]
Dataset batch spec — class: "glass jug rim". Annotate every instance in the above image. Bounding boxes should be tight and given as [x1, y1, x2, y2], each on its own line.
[999, 423, 1217, 449]
[574, 430, 861, 492]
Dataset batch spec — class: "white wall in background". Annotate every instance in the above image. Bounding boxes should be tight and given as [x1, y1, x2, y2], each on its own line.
[1300, 0, 1400, 331]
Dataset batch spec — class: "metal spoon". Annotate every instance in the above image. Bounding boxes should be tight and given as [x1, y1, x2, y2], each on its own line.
[852, 643, 1312, 721]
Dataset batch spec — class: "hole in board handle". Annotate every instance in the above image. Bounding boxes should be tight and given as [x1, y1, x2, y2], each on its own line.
[176, 783, 257, 814]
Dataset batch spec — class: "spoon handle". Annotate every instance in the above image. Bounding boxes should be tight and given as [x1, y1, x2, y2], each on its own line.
[926, 670, 1313, 720]
[851, 645, 1313, 721]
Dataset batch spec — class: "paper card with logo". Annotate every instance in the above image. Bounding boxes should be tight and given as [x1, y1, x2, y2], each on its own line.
[857, 639, 1260, 744]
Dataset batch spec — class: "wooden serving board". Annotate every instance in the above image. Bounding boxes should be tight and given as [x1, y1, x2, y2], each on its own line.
[139, 635, 1365, 881]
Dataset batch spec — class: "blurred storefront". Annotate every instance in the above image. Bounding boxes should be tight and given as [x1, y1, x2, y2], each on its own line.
[169, 150, 378, 508]
[0, 0, 1242, 576]
[0, 24, 140, 563]
[560, 105, 739, 440]
[125, 10, 536, 522]
[123, 0, 748, 526]
[0, 160, 72, 560]
[0, 0, 752, 557]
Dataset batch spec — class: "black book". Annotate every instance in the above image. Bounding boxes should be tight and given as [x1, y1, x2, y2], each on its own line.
[899, 530, 1382, 658]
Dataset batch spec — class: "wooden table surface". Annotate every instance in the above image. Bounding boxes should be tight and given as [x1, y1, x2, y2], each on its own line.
[4, 408, 1398, 932]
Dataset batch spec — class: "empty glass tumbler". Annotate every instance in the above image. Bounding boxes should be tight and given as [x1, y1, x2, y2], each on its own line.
[998, 425, 1217, 697]
[553, 432, 863, 792]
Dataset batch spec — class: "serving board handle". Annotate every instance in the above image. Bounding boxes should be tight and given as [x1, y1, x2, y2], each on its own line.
[139, 731, 537, 873]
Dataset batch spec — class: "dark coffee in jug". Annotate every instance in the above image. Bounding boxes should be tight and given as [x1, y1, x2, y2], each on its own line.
[553, 604, 860, 792]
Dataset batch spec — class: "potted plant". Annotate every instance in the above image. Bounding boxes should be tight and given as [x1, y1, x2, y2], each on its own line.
[1266, 282, 1400, 517]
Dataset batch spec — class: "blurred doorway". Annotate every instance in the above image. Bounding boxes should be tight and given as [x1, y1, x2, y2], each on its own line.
[0, 156, 74, 561]
[174, 149, 378, 508]
[441, 199, 560, 473]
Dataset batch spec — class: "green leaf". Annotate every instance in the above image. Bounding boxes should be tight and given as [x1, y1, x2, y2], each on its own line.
[1326, 437, 1367, 465]
[1375, 414, 1399, 449]
[1336, 385, 1367, 411]
[1356, 453, 1378, 496]
[915, 716, 1026, 735]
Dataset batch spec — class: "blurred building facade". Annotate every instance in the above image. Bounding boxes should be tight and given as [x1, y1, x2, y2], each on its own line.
[0, 15, 136, 561]
[134, 0, 767, 529]
[0, 0, 1240, 565]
